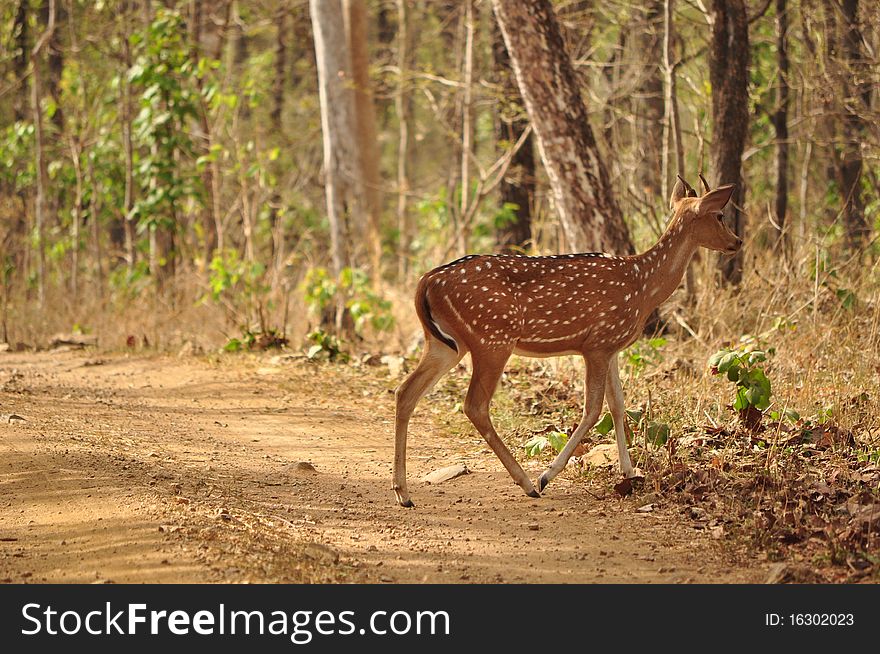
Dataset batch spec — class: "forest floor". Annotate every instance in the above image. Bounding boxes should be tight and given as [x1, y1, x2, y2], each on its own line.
[0, 348, 772, 585]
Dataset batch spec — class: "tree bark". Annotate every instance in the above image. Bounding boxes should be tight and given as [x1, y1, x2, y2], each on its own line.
[31, 0, 56, 306]
[189, 0, 219, 263]
[633, 0, 664, 201]
[120, 7, 136, 271]
[310, 0, 359, 279]
[837, 0, 870, 250]
[772, 0, 790, 252]
[39, 0, 65, 135]
[344, 0, 383, 278]
[12, 0, 29, 122]
[661, 0, 684, 201]
[458, 0, 475, 256]
[395, 0, 415, 279]
[491, 0, 634, 255]
[709, 0, 749, 284]
[271, 1, 288, 131]
[493, 24, 533, 252]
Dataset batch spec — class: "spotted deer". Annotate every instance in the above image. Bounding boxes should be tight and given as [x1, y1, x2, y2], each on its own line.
[393, 176, 741, 507]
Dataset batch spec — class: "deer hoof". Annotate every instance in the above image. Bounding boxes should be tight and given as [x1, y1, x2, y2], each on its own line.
[394, 487, 415, 508]
[538, 473, 550, 493]
[527, 488, 541, 499]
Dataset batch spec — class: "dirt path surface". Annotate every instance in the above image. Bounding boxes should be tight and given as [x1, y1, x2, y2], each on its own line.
[1, 350, 765, 584]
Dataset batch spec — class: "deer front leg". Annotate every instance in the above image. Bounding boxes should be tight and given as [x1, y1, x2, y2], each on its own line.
[605, 355, 636, 478]
[538, 353, 610, 492]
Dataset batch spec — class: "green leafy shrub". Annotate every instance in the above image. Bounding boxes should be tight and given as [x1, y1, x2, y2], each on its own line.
[709, 339, 774, 426]
[595, 408, 669, 449]
[523, 430, 568, 457]
[302, 267, 394, 336]
[306, 329, 348, 363]
[623, 337, 667, 378]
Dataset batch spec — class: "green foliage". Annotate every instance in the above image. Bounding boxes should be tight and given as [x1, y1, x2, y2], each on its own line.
[208, 249, 266, 302]
[128, 8, 205, 235]
[594, 412, 614, 435]
[623, 337, 667, 378]
[301, 267, 394, 335]
[0, 122, 35, 190]
[108, 260, 151, 299]
[523, 430, 568, 457]
[709, 340, 774, 417]
[492, 202, 520, 231]
[205, 249, 270, 332]
[306, 329, 348, 363]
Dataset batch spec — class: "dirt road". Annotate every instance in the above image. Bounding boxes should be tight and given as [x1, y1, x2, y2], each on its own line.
[0, 350, 764, 584]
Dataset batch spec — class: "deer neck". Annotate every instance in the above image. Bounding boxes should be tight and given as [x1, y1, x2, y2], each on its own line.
[635, 217, 697, 315]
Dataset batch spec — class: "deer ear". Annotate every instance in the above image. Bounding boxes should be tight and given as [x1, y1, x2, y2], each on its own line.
[698, 184, 735, 213]
[669, 176, 690, 209]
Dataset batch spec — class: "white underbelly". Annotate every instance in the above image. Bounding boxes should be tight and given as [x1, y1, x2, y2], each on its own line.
[513, 346, 581, 359]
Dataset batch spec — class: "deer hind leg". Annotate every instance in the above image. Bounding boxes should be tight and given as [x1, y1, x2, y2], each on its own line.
[464, 349, 539, 498]
[605, 356, 636, 478]
[394, 336, 463, 507]
[538, 353, 611, 492]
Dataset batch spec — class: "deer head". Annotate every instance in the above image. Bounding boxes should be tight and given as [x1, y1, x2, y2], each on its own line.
[670, 175, 741, 255]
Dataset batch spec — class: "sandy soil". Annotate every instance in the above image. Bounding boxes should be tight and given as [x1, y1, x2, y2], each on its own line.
[0, 349, 766, 584]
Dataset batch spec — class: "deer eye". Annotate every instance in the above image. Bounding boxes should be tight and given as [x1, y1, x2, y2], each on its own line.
[716, 214, 724, 222]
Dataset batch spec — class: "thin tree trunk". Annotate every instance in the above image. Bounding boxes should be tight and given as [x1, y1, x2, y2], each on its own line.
[268, 1, 288, 285]
[634, 0, 664, 201]
[709, 0, 749, 284]
[661, 0, 684, 202]
[491, 0, 634, 254]
[772, 0, 790, 253]
[837, 0, 870, 250]
[87, 155, 104, 295]
[396, 0, 414, 279]
[189, 0, 219, 264]
[69, 136, 82, 300]
[458, 0, 475, 256]
[13, 0, 29, 122]
[30, 0, 56, 306]
[344, 0, 383, 278]
[39, 0, 65, 135]
[271, 1, 287, 130]
[121, 7, 136, 271]
[493, 24, 534, 252]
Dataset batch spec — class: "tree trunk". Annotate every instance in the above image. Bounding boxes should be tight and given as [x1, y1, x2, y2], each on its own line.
[493, 24, 533, 252]
[458, 0, 475, 256]
[12, 0, 29, 122]
[344, 0, 383, 278]
[190, 0, 219, 264]
[39, 0, 65, 135]
[491, 0, 634, 255]
[271, 1, 287, 131]
[396, 0, 415, 280]
[633, 0, 664, 201]
[87, 154, 104, 295]
[120, 10, 136, 271]
[837, 0, 870, 250]
[310, 0, 359, 281]
[69, 137, 82, 300]
[772, 0, 790, 252]
[661, 0, 684, 201]
[31, 0, 56, 306]
[709, 0, 749, 284]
